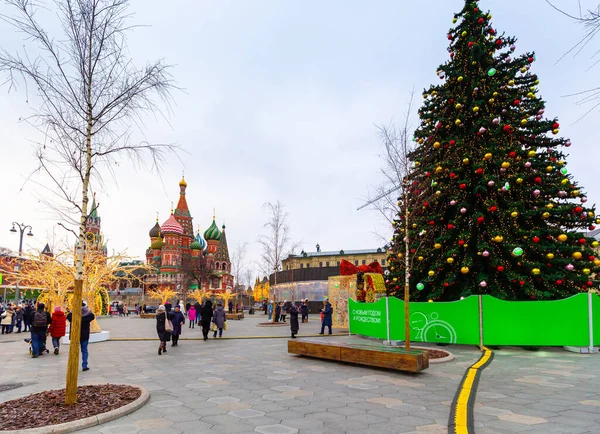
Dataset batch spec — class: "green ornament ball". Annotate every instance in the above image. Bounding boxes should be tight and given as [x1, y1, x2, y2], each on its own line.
[416, 283, 425, 291]
[488, 68, 497, 76]
[560, 168, 568, 176]
[512, 247, 523, 257]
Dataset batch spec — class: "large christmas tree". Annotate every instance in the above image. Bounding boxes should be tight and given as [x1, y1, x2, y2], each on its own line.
[386, 0, 600, 301]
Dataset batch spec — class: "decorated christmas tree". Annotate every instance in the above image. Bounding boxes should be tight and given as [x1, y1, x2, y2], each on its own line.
[386, 0, 600, 301]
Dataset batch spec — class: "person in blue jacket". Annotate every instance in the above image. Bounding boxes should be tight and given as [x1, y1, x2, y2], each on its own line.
[319, 298, 332, 335]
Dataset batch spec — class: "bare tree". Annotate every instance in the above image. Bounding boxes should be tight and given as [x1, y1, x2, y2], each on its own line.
[257, 201, 300, 321]
[0, 0, 176, 404]
[359, 90, 431, 350]
[547, 1, 600, 117]
[230, 242, 248, 290]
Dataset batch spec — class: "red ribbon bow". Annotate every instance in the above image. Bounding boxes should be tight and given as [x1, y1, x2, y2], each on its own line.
[340, 259, 383, 276]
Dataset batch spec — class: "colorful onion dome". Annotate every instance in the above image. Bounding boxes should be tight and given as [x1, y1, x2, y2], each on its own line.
[150, 239, 164, 249]
[190, 240, 202, 250]
[203, 218, 221, 241]
[179, 176, 187, 187]
[161, 213, 183, 235]
[149, 221, 161, 238]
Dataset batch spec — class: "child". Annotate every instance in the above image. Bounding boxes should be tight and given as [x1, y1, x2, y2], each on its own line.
[48, 306, 66, 355]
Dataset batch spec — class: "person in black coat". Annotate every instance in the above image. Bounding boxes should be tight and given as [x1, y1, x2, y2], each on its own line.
[66, 304, 95, 371]
[301, 299, 309, 323]
[170, 305, 185, 347]
[290, 303, 299, 339]
[164, 301, 172, 313]
[200, 300, 213, 341]
[156, 305, 175, 355]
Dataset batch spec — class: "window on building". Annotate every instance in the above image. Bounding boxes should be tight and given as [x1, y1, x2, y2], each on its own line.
[373, 259, 378, 263]
[362, 260, 366, 265]
[326, 261, 329, 267]
[222, 263, 227, 270]
[300, 263, 304, 269]
[319, 262, 323, 267]
[337, 261, 340, 266]
[354, 260, 358, 266]
[307, 263, 310, 268]
[381, 259, 386, 266]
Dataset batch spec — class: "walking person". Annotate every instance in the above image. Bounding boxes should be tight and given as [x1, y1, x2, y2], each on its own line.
[319, 298, 333, 335]
[30, 302, 51, 358]
[280, 301, 288, 323]
[123, 304, 129, 316]
[188, 305, 196, 328]
[194, 301, 202, 325]
[290, 302, 299, 339]
[275, 302, 282, 323]
[67, 303, 95, 371]
[212, 302, 226, 338]
[155, 305, 174, 355]
[15, 305, 24, 333]
[48, 306, 66, 355]
[200, 300, 213, 341]
[1, 305, 14, 334]
[23, 303, 33, 332]
[171, 305, 185, 346]
[301, 299, 309, 323]
[267, 301, 273, 321]
[228, 300, 233, 314]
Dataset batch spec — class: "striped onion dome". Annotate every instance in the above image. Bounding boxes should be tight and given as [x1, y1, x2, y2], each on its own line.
[203, 218, 221, 241]
[150, 239, 164, 249]
[160, 213, 183, 235]
[190, 232, 207, 251]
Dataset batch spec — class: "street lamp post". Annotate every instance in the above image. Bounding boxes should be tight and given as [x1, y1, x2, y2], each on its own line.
[10, 222, 33, 303]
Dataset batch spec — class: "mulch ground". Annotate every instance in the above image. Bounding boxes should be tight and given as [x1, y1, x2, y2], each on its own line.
[257, 322, 289, 327]
[0, 384, 141, 430]
[424, 349, 451, 359]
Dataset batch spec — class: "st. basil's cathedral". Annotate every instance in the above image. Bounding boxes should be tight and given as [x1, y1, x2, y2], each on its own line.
[144, 177, 233, 295]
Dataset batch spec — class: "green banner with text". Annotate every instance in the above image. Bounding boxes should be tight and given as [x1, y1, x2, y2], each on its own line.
[348, 293, 599, 347]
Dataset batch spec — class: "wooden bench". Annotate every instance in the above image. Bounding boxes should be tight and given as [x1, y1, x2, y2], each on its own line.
[288, 338, 429, 373]
[226, 312, 244, 320]
[140, 313, 156, 319]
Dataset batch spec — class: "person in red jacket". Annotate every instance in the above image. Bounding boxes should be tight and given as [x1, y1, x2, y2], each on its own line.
[48, 306, 67, 355]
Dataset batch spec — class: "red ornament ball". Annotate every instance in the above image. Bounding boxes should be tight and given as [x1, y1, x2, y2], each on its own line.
[574, 206, 583, 214]
[497, 266, 505, 272]
[509, 151, 517, 158]
[475, 168, 483, 175]
[478, 17, 484, 24]
[528, 57, 534, 63]
[579, 238, 586, 244]
[460, 183, 467, 189]
[444, 282, 450, 287]
[447, 224, 454, 229]
[495, 39, 502, 46]
[450, 139, 456, 146]
[490, 206, 497, 212]
[588, 281, 594, 287]
[489, 29, 495, 35]
[553, 122, 560, 129]
[450, 172, 457, 178]
[477, 216, 484, 224]
[556, 279, 563, 285]
[534, 177, 542, 184]
[513, 99, 521, 105]
[503, 125, 512, 132]
[520, 280, 525, 285]
[533, 236, 540, 243]
[474, 7, 479, 12]
[448, 34, 453, 40]
[429, 220, 435, 226]
[458, 240, 465, 246]
[468, 41, 475, 48]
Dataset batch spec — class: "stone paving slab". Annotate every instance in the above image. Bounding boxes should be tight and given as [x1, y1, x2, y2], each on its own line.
[1, 316, 600, 432]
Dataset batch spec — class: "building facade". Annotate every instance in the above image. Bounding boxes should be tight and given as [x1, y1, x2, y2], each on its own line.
[270, 246, 388, 302]
[144, 178, 233, 298]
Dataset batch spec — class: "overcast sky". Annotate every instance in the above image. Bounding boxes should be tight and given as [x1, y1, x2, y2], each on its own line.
[0, 0, 598, 279]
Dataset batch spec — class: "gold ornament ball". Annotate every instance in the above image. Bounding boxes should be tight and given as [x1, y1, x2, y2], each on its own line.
[393, 277, 397, 282]
[511, 211, 518, 218]
[594, 259, 600, 266]
[493, 91, 498, 97]
[434, 141, 441, 149]
[508, 80, 515, 86]
[546, 203, 554, 209]
[516, 178, 523, 184]
[447, 257, 454, 264]
[583, 268, 591, 275]
[520, 119, 527, 125]
[527, 150, 536, 157]
[428, 270, 435, 276]
[561, 178, 569, 185]
[455, 103, 462, 109]
[436, 190, 441, 195]
[484, 152, 492, 160]
[463, 158, 469, 164]
[546, 253, 554, 259]
[397, 253, 403, 258]
[473, 106, 479, 112]
[434, 243, 442, 249]
[532, 268, 541, 275]
[572, 252, 582, 260]
[453, 17, 457, 23]
[593, 241, 599, 247]
[460, 267, 469, 274]
[458, 76, 464, 82]
[418, 256, 424, 261]
[552, 128, 559, 134]
[493, 235, 504, 243]
[461, 30, 467, 37]
[501, 162, 510, 168]
[542, 212, 550, 219]
[489, 98, 495, 104]
[572, 190, 580, 196]
[558, 234, 568, 242]
[412, 224, 417, 228]
[455, 119, 462, 126]
[558, 160, 565, 165]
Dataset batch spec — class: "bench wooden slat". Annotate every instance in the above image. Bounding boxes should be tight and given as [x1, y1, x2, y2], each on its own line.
[288, 339, 428, 373]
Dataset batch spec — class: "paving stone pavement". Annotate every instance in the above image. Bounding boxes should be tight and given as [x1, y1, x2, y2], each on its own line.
[1, 315, 599, 433]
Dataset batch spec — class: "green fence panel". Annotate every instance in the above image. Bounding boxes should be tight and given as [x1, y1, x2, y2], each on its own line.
[593, 294, 600, 347]
[482, 293, 589, 347]
[388, 297, 480, 345]
[348, 298, 388, 340]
